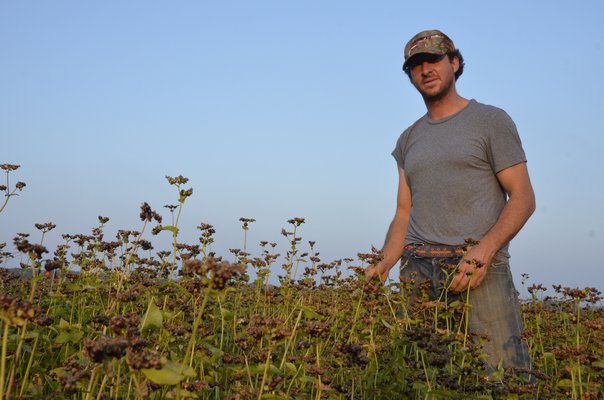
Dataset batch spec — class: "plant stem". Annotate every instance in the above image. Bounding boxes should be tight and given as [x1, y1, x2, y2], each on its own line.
[279, 309, 303, 370]
[95, 370, 109, 400]
[348, 284, 366, 344]
[218, 294, 225, 350]
[5, 321, 29, 399]
[256, 342, 272, 400]
[0, 320, 10, 400]
[19, 333, 39, 397]
[183, 289, 211, 369]
[85, 366, 98, 400]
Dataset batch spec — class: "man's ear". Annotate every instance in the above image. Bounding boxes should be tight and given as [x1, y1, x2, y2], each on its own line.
[451, 56, 460, 74]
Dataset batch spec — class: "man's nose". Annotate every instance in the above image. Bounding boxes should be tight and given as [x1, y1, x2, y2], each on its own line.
[420, 62, 432, 75]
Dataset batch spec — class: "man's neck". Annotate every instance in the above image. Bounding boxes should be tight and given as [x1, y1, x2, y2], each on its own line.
[425, 91, 470, 121]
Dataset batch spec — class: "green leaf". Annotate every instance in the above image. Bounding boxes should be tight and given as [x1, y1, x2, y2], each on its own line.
[166, 389, 198, 399]
[298, 375, 316, 384]
[381, 318, 394, 330]
[55, 330, 84, 344]
[166, 360, 196, 378]
[59, 319, 70, 330]
[298, 304, 319, 319]
[141, 367, 185, 385]
[55, 331, 70, 344]
[162, 225, 179, 235]
[592, 359, 604, 369]
[221, 308, 234, 319]
[268, 364, 280, 375]
[284, 362, 297, 374]
[51, 367, 66, 376]
[202, 342, 224, 358]
[183, 366, 197, 378]
[412, 381, 426, 390]
[248, 364, 266, 375]
[427, 389, 468, 398]
[557, 379, 574, 388]
[247, 363, 279, 376]
[449, 300, 461, 309]
[24, 331, 39, 339]
[142, 360, 195, 385]
[141, 298, 163, 331]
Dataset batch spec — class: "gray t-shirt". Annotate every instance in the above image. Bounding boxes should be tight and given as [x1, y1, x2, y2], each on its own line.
[391, 99, 526, 256]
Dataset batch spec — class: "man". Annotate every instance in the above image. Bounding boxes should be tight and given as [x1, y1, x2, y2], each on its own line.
[365, 30, 536, 370]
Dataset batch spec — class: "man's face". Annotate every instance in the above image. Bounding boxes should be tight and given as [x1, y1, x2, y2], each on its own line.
[407, 53, 459, 102]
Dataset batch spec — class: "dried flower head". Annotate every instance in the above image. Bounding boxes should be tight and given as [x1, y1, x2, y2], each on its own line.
[197, 222, 213, 231]
[138, 239, 153, 251]
[44, 259, 64, 272]
[0, 294, 36, 326]
[165, 175, 189, 185]
[240, 217, 256, 230]
[163, 204, 178, 212]
[126, 349, 164, 370]
[84, 336, 130, 363]
[110, 313, 141, 334]
[179, 188, 193, 201]
[0, 164, 20, 171]
[35, 222, 56, 232]
[287, 217, 305, 226]
[139, 202, 162, 223]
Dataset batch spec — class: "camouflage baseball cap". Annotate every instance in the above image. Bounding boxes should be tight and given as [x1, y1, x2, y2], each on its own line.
[402, 30, 456, 71]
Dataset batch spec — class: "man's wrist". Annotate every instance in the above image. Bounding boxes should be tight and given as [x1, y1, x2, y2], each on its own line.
[475, 236, 500, 257]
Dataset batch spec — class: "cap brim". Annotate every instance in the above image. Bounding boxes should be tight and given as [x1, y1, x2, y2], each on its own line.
[402, 49, 447, 71]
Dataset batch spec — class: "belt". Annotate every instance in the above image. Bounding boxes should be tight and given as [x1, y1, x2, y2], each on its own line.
[404, 243, 465, 258]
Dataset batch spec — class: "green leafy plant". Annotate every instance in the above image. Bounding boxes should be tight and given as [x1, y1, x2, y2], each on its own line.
[0, 169, 603, 399]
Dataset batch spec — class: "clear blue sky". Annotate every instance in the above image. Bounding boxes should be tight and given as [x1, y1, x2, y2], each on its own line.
[2, 1, 603, 294]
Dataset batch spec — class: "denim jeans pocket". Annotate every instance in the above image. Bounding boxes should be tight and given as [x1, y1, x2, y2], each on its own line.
[399, 254, 412, 270]
[489, 253, 510, 271]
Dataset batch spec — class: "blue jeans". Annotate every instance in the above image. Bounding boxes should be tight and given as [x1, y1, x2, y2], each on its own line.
[399, 253, 531, 370]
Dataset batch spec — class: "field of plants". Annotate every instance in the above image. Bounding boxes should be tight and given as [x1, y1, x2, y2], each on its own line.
[1, 164, 604, 399]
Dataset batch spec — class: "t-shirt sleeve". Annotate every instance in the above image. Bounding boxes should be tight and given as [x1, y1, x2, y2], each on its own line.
[391, 130, 409, 170]
[488, 110, 527, 173]
[391, 137, 403, 169]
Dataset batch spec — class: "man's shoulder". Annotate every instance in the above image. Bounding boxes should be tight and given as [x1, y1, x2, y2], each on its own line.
[469, 99, 512, 120]
[392, 114, 428, 160]
[400, 114, 428, 137]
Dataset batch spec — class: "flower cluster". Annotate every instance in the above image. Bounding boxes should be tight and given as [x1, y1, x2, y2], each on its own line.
[83, 336, 130, 363]
[126, 348, 164, 370]
[139, 202, 162, 223]
[0, 164, 20, 171]
[0, 293, 36, 326]
[13, 237, 48, 259]
[165, 175, 189, 185]
[183, 256, 247, 290]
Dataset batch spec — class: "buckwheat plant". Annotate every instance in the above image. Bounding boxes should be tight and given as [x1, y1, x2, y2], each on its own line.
[152, 175, 193, 279]
[0, 164, 26, 215]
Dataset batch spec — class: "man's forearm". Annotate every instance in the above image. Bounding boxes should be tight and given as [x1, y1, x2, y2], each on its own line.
[366, 165, 412, 281]
[452, 163, 535, 291]
[379, 213, 409, 270]
[479, 189, 536, 258]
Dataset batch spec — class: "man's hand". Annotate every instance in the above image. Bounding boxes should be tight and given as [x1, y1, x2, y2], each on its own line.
[449, 244, 493, 292]
[365, 263, 391, 283]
